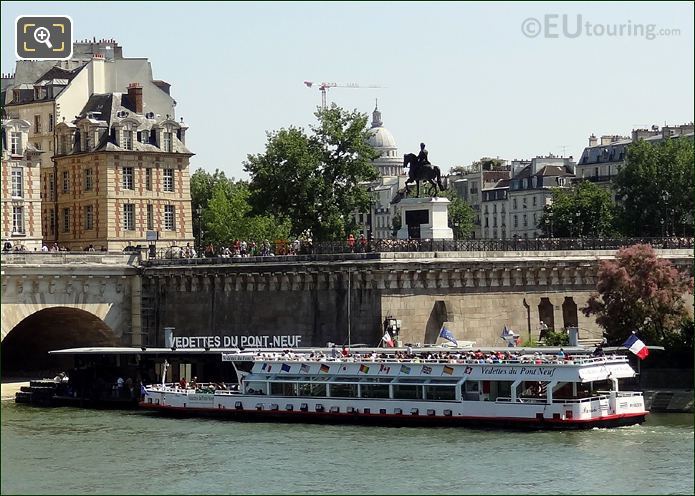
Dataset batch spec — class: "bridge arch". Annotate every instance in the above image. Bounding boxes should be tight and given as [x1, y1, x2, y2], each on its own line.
[1, 307, 120, 376]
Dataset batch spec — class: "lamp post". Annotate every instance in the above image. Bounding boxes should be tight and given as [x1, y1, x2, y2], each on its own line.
[575, 211, 582, 238]
[545, 212, 553, 239]
[195, 204, 202, 257]
[568, 217, 573, 238]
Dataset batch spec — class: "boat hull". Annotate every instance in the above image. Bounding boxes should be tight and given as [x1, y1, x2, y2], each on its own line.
[139, 402, 647, 430]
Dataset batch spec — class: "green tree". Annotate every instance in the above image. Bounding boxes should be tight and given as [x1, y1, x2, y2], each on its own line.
[583, 244, 694, 347]
[190, 168, 235, 248]
[539, 181, 616, 238]
[244, 104, 379, 240]
[613, 138, 694, 237]
[444, 188, 475, 239]
[202, 181, 290, 247]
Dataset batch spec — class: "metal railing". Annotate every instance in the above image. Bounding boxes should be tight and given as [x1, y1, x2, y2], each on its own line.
[141, 237, 693, 265]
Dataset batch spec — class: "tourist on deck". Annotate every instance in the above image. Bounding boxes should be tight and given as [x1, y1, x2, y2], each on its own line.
[190, 377, 198, 390]
[179, 377, 187, 389]
[116, 377, 125, 397]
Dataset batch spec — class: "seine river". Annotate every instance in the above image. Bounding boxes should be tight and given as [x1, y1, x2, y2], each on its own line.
[1, 401, 693, 494]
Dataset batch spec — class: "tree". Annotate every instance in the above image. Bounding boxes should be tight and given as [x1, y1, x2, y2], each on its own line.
[244, 104, 379, 240]
[190, 168, 235, 247]
[539, 181, 616, 238]
[582, 243, 694, 347]
[448, 157, 506, 175]
[202, 180, 290, 247]
[444, 188, 475, 239]
[613, 138, 694, 237]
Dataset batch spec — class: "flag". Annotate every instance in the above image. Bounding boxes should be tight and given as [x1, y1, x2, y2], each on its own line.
[281, 363, 291, 372]
[359, 364, 370, 374]
[623, 334, 649, 360]
[400, 364, 411, 375]
[300, 363, 310, 374]
[379, 364, 391, 374]
[501, 325, 518, 347]
[261, 363, 268, 371]
[140, 384, 148, 397]
[320, 364, 330, 373]
[422, 365, 432, 375]
[382, 331, 394, 347]
[439, 326, 458, 346]
[443, 365, 454, 375]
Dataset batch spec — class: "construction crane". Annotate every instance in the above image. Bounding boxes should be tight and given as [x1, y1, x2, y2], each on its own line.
[303, 81, 383, 108]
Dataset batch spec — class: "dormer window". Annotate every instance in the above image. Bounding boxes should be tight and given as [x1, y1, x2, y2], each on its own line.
[123, 130, 133, 150]
[139, 130, 149, 144]
[10, 131, 22, 155]
[162, 131, 172, 152]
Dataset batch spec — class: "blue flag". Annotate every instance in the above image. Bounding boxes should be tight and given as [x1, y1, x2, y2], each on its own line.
[439, 326, 458, 346]
[281, 363, 291, 372]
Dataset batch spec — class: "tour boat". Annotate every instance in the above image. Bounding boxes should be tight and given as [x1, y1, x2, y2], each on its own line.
[140, 349, 648, 429]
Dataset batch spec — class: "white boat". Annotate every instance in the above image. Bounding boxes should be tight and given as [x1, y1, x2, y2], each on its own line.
[140, 349, 648, 429]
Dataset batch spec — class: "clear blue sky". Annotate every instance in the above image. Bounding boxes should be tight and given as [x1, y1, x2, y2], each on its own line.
[2, 1, 693, 179]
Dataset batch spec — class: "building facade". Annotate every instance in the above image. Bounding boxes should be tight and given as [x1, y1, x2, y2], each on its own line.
[1, 40, 177, 246]
[508, 156, 576, 239]
[1, 119, 43, 250]
[52, 86, 193, 251]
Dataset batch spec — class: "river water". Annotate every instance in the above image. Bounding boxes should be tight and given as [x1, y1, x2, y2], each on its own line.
[1, 401, 693, 495]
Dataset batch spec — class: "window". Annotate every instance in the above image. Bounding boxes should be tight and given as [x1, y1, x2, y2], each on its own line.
[512, 198, 517, 210]
[163, 168, 174, 192]
[49, 113, 54, 132]
[11, 169, 23, 197]
[145, 168, 152, 191]
[123, 204, 135, 230]
[84, 205, 94, 230]
[122, 130, 133, 150]
[522, 198, 527, 208]
[122, 167, 134, 190]
[10, 132, 22, 155]
[49, 209, 55, 236]
[62, 208, 71, 233]
[62, 171, 70, 193]
[523, 214, 528, 227]
[12, 206, 24, 234]
[84, 168, 93, 191]
[48, 173, 55, 201]
[162, 132, 172, 152]
[146, 204, 154, 230]
[164, 205, 176, 230]
[34, 115, 41, 134]
[140, 130, 149, 144]
[513, 215, 518, 228]
[532, 196, 537, 206]
[533, 213, 537, 225]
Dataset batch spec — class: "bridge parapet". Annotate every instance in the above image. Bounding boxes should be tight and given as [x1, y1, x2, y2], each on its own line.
[1, 252, 141, 266]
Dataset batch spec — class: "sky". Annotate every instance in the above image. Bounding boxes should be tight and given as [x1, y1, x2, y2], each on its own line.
[2, 1, 693, 179]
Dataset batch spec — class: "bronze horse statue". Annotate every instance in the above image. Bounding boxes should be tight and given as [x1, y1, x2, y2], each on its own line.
[403, 153, 446, 197]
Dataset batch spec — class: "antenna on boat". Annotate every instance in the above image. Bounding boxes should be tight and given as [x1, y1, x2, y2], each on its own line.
[347, 267, 352, 349]
[161, 359, 169, 386]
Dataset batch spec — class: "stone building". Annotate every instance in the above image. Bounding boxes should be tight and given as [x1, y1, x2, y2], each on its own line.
[52, 85, 193, 251]
[1, 39, 176, 245]
[1, 119, 43, 250]
[508, 156, 576, 239]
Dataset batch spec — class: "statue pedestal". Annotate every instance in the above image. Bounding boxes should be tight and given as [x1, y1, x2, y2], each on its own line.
[396, 197, 454, 240]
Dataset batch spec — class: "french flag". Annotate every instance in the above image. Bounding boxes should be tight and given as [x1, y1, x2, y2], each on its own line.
[623, 334, 649, 360]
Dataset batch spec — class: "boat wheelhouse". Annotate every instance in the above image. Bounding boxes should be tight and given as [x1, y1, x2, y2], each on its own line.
[141, 349, 647, 429]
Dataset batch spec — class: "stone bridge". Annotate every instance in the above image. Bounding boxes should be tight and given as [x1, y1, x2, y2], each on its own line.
[1, 249, 692, 372]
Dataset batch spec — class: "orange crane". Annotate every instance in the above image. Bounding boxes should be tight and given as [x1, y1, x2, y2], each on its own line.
[304, 81, 383, 108]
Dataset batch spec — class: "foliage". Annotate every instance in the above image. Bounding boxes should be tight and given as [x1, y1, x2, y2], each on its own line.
[449, 157, 506, 175]
[244, 104, 379, 240]
[444, 188, 475, 239]
[613, 138, 694, 237]
[391, 213, 402, 237]
[202, 181, 291, 247]
[190, 168, 234, 245]
[539, 181, 616, 238]
[520, 338, 540, 347]
[582, 244, 694, 347]
[543, 329, 569, 346]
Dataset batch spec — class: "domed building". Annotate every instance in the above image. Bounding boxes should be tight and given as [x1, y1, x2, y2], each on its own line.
[367, 104, 402, 177]
[354, 104, 407, 240]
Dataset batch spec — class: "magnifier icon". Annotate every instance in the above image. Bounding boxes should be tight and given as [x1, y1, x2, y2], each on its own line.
[33, 27, 53, 49]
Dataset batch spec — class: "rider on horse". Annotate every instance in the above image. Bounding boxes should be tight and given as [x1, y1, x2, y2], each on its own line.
[417, 142, 431, 169]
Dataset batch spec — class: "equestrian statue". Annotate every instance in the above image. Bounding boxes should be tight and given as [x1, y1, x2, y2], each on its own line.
[402, 142, 446, 198]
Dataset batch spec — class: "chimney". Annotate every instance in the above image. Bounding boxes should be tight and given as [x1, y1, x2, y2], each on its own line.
[588, 134, 597, 147]
[600, 135, 613, 146]
[127, 83, 143, 114]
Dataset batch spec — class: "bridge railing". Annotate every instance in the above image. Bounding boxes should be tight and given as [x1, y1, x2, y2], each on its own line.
[141, 237, 693, 266]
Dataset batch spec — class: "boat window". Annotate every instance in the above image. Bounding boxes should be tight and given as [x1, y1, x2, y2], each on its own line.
[465, 381, 479, 392]
[360, 384, 389, 399]
[333, 377, 361, 382]
[393, 384, 423, 400]
[358, 377, 393, 384]
[270, 382, 297, 396]
[424, 385, 456, 401]
[245, 382, 267, 394]
[427, 379, 460, 384]
[488, 381, 513, 401]
[298, 382, 327, 397]
[329, 383, 357, 398]
[392, 378, 426, 384]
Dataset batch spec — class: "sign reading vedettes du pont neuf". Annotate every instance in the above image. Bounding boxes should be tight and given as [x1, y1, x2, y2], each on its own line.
[172, 335, 303, 349]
